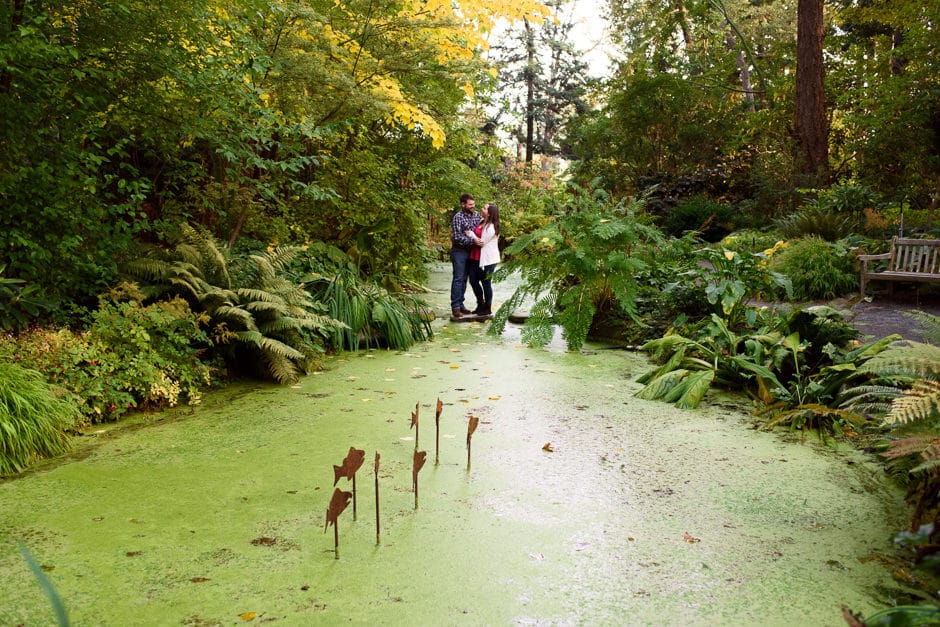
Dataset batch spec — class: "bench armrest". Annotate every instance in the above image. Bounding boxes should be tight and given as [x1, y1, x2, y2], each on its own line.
[858, 251, 892, 274]
[856, 252, 891, 261]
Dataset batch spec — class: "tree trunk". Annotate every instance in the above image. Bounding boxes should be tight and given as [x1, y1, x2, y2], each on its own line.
[524, 19, 535, 164]
[794, 0, 828, 185]
[891, 29, 907, 75]
[676, 0, 694, 48]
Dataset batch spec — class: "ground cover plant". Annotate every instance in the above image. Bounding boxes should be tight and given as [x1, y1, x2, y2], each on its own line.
[0, 293, 213, 423]
[0, 360, 78, 475]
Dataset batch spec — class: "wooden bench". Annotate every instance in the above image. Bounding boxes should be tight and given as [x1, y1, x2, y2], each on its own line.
[858, 236, 940, 295]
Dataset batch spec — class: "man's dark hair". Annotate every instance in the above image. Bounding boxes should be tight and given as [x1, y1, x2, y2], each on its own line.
[459, 193, 474, 203]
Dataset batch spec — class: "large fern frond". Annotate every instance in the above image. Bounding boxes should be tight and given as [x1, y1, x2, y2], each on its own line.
[557, 284, 596, 351]
[904, 310, 940, 345]
[862, 341, 940, 379]
[889, 380, 940, 426]
[520, 294, 558, 348]
[215, 305, 256, 330]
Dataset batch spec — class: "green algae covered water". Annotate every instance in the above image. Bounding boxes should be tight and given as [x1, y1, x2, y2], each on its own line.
[0, 264, 912, 625]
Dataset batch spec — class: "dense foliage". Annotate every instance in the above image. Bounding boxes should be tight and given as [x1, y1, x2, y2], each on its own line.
[0, 360, 77, 475]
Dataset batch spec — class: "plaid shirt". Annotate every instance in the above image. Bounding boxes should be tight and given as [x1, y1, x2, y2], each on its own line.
[451, 209, 481, 249]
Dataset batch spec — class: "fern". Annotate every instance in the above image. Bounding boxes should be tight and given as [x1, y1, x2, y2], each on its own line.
[904, 310, 940, 345]
[852, 341, 940, 426]
[125, 225, 343, 384]
[488, 185, 663, 350]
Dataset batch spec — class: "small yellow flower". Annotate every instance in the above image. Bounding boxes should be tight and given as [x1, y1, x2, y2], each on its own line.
[724, 251, 736, 261]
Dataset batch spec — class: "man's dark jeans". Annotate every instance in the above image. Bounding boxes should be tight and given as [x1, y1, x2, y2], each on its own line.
[449, 246, 470, 311]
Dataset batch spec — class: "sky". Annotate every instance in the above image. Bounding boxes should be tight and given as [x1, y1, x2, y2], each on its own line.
[564, 0, 617, 78]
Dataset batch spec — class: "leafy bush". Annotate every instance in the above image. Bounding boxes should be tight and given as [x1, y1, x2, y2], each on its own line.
[489, 186, 664, 350]
[125, 224, 344, 383]
[817, 182, 879, 218]
[776, 205, 857, 241]
[664, 245, 792, 328]
[769, 237, 858, 301]
[287, 242, 433, 351]
[663, 196, 736, 242]
[720, 229, 786, 255]
[636, 304, 892, 435]
[84, 295, 214, 412]
[0, 264, 55, 332]
[0, 359, 78, 475]
[0, 295, 214, 422]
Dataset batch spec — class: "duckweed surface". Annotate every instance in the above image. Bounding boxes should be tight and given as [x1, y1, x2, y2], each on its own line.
[0, 264, 910, 625]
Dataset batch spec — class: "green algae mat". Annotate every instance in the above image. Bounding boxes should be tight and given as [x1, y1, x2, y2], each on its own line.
[0, 266, 912, 625]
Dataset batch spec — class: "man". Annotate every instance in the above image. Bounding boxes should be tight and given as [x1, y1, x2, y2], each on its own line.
[450, 193, 482, 319]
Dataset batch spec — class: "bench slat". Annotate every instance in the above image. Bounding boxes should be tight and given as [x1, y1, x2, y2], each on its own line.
[861, 236, 940, 295]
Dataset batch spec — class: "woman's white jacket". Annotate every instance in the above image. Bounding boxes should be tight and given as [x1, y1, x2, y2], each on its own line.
[479, 223, 500, 267]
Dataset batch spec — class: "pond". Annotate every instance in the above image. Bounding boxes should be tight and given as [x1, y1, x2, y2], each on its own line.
[0, 263, 911, 625]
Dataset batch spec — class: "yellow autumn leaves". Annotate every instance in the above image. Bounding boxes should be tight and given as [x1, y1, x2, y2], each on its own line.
[320, 0, 551, 149]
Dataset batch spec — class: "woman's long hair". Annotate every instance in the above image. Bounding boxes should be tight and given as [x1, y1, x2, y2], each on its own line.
[484, 203, 501, 236]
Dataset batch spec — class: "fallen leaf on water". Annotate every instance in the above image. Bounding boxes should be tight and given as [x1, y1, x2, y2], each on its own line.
[529, 553, 545, 561]
[126, 551, 142, 557]
[361, 398, 372, 402]
[239, 612, 257, 621]
[191, 577, 210, 583]
[488, 396, 501, 401]
[682, 532, 701, 543]
[449, 364, 460, 369]
[542, 442, 554, 452]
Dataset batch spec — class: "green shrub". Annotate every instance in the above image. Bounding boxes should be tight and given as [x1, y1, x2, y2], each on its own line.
[0, 296, 214, 422]
[126, 224, 346, 383]
[0, 264, 54, 332]
[84, 296, 214, 413]
[663, 196, 736, 242]
[0, 359, 78, 475]
[720, 229, 786, 255]
[490, 185, 665, 350]
[770, 237, 858, 301]
[776, 205, 856, 241]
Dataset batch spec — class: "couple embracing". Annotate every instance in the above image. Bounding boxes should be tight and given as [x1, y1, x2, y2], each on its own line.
[449, 193, 501, 320]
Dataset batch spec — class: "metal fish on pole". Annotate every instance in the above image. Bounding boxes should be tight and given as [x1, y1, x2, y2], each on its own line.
[333, 447, 365, 520]
[466, 415, 479, 471]
[412, 449, 427, 510]
[373, 451, 381, 545]
[410, 402, 419, 449]
[324, 488, 352, 560]
[435, 398, 443, 465]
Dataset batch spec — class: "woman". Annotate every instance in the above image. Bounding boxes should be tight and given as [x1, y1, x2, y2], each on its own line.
[465, 203, 501, 316]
